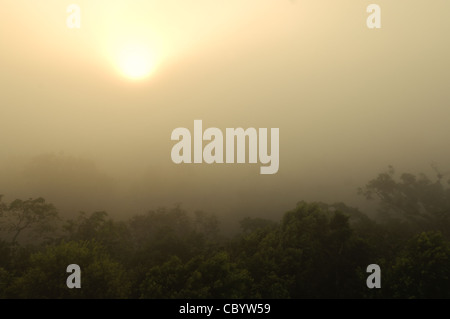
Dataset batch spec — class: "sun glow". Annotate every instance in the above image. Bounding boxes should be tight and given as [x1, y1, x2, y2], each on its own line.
[118, 44, 156, 80]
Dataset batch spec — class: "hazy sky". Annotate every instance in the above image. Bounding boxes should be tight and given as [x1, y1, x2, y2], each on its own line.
[1, 1, 450, 222]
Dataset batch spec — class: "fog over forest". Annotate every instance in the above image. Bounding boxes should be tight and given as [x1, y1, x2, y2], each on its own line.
[1, 1, 450, 229]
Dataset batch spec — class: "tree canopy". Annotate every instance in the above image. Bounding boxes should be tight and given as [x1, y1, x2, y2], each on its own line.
[1, 167, 450, 298]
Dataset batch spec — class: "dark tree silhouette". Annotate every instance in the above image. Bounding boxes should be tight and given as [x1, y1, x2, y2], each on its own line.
[0, 196, 58, 244]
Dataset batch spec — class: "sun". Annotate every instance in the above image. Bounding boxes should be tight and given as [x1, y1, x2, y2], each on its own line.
[118, 44, 156, 80]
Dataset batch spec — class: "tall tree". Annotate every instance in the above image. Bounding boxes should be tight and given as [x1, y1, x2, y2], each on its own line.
[359, 166, 450, 235]
[0, 196, 59, 244]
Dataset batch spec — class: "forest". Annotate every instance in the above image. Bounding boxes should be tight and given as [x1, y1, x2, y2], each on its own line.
[1, 166, 450, 299]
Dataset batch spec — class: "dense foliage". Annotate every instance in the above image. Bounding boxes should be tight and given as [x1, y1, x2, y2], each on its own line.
[1, 167, 450, 299]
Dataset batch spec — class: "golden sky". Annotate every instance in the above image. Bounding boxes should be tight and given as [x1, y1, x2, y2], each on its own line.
[1, 1, 450, 218]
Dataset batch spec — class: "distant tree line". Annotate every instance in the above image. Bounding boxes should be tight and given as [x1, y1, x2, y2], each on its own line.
[1, 167, 450, 299]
